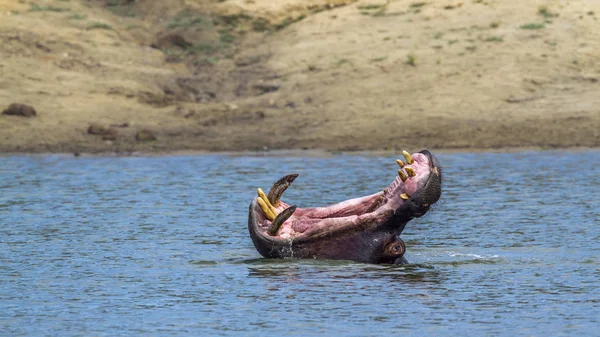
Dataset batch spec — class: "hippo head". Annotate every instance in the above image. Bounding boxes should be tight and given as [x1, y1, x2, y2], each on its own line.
[248, 150, 442, 264]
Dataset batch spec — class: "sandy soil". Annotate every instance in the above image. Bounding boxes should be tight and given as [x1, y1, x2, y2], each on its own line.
[1, 0, 599, 154]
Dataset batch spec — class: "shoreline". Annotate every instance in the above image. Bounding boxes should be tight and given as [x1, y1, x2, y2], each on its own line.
[2, 146, 598, 158]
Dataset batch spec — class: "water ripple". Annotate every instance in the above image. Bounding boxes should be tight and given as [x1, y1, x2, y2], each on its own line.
[1, 150, 599, 336]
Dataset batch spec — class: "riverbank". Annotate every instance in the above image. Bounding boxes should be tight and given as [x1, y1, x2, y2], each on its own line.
[2, 0, 599, 154]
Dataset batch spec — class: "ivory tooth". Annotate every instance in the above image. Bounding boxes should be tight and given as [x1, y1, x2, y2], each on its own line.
[257, 197, 275, 221]
[402, 151, 414, 165]
[405, 167, 416, 177]
[268, 205, 297, 235]
[398, 169, 408, 182]
[400, 193, 409, 200]
[267, 174, 299, 207]
[396, 159, 405, 168]
[257, 188, 276, 214]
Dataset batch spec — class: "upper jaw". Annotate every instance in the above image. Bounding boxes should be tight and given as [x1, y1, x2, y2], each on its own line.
[385, 151, 435, 202]
[392, 150, 441, 218]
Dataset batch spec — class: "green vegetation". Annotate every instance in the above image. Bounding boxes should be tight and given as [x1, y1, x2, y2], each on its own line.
[358, 4, 386, 10]
[409, 2, 427, 8]
[29, 3, 70, 12]
[406, 53, 416, 66]
[520, 23, 545, 30]
[484, 35, 504, 42]
[102, 0, 136, 17]
[333, 58, 350, 67]
[358, 2, 396, 17]
[217, 13, 252, 27]
[68, 13, 86, 20]
[167, 11, 206, 29]
[252, 18, 269, 32]
[203, 57, 219, 65]
[370, 56, 387, 62]
[274, 15, 306, 30]
[188, 43, 220, 55]
[86, 22, 113, 30]
[489, 21, 501, 28]
[218, 30, 236, 43]
[537, 6, 558, 18]
[465, 45, 477, 52]
[159, 10, 242, 63]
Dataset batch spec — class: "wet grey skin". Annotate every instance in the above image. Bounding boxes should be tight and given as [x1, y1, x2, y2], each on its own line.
[248, 150, 442, 264]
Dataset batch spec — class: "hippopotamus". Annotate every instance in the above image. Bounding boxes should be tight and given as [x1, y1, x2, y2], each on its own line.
[248, 150, 442, 264]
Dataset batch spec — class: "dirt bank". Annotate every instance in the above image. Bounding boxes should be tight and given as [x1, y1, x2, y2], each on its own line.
[1, 0, 599, 154]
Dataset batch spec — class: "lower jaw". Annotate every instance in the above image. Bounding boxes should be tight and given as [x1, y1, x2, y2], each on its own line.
[249, 206, 407, 264]
[249, 195, 418, 263]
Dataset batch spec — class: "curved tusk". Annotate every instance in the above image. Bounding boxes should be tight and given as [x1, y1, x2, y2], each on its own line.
[268, 205, 297, 235]
[267, 174, 299, 207]
[398, 169, 408, 182]
[257, 197, 275, 221]
[402, 150, 414, 165]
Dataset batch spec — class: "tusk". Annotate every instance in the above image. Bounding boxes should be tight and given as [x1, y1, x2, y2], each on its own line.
[396, 159, 405, 168]
[398, 169, 408, 182]
[268, 205, 297, 235]
[267, 174, 298, 207]
[400, 193, 409, 200]
[257, 197, 275, 221]
[258, 188, 276, 215]
[402, 151, 414, 165]
[405, 167, 416, 177]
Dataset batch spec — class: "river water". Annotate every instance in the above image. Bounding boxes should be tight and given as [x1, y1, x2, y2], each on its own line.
[1, 151, 599, 336]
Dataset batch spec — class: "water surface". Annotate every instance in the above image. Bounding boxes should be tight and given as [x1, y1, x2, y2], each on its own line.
[1, 151, 599, 336]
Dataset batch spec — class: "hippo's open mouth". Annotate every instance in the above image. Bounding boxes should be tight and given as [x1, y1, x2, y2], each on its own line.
[248, 150, 442, 264]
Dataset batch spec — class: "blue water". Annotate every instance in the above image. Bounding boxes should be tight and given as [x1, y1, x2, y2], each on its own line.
[1, 151, 599, 336]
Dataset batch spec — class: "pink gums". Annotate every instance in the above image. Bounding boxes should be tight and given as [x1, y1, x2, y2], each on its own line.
[257, 152, 432, 239]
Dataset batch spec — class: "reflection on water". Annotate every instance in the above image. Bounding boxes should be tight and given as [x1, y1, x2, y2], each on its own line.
[1, 151, 599, 336]
[246, 260, 442, 284]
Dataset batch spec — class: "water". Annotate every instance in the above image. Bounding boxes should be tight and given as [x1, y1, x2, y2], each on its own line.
[1, 151, 599, 336]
